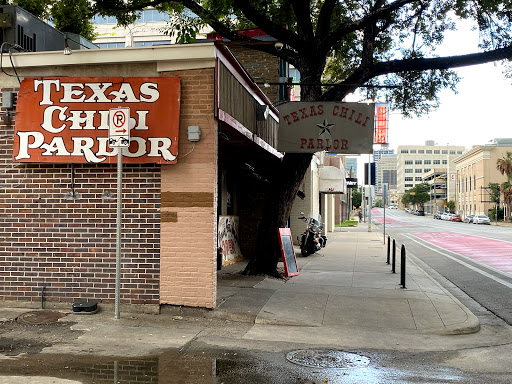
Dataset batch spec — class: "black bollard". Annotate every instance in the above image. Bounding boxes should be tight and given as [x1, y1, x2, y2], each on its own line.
[400, 244, 406, 288]
[392, 239, 396, 273]
[387, 235, 390, 264]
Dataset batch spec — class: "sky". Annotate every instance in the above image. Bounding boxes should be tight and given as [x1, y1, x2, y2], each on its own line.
[387, 19, 512, 151]
[352, 18, 512, 179]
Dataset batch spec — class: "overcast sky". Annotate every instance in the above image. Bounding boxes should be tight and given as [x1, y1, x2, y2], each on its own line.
[352, 17, 512, 178]
[387, 18, 512, 151]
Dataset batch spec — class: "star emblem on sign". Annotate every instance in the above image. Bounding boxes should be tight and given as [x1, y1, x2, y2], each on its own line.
[316, 119, 335, 136]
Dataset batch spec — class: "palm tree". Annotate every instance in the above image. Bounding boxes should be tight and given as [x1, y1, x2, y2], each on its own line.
[497, 152, 512, 180]
[496, 152, 512, 220]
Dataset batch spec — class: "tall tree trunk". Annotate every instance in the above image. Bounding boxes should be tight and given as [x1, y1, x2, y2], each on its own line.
[244, 68, 324, 276]
[244, 152, 313, 276]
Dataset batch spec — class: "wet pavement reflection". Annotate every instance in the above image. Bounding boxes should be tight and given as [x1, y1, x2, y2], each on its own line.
[0, 349, 504, 384]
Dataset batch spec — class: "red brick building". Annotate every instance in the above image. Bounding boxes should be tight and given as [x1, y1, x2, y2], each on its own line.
[0, 43, 280, 312]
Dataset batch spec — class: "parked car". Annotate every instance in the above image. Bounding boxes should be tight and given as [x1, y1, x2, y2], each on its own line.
[450, 215, 462, 222]
[405, 208, 412, 213]
[415, 210, 425, 216]
[473, 215, 491, 224]
[464, 215, 474, 223]
[442, 213, 455, 221]
[434, 211, 443, 219]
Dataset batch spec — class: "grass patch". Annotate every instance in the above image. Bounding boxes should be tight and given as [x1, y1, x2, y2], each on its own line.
[337, 220, 358, 227]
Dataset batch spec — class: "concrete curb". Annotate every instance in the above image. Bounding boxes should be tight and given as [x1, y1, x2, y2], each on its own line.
[405, 251, 481, 335]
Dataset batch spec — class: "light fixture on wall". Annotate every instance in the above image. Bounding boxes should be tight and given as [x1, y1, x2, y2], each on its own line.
[256, 104, 270, 121]
[64, 38, 72, 55]
[253, 76, 270, 88]
[63, 164, 80, 200]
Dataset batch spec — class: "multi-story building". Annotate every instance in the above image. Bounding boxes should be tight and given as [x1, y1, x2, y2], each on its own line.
[373, 146, 395, 163]
[423, 169, 449, 214]
[454, 138, 512, 219]
[376, 153, 397, 193]
[92, 8, 179, 48]
[345, 157, 358, 178]
[397, 142, 465, 208]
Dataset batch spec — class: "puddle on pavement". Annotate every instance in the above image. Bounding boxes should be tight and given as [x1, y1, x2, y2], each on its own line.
[0, 349, 480, 384]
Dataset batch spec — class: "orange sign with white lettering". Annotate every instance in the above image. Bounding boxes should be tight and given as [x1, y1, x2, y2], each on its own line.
[13, 77, 180, 164]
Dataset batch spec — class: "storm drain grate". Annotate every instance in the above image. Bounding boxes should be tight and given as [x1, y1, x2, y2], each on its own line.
[16, 310, 67, 325]
[286, 350, 370, 369]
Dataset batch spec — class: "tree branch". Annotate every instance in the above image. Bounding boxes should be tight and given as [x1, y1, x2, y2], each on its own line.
[316, 0, 337, 38]
[320, 0, 418, 53]
[291, 0, 315, 42]
[321, 45, 512, 101]
[232, 0, 304, 49]
[372, 45, 512, 75]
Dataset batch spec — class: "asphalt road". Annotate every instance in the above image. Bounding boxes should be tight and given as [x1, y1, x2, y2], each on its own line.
[373, 208, 512, 325]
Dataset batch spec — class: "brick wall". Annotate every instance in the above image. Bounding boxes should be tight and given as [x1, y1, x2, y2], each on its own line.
[159, 69, 218, 309]
[0, 88, 161, 309]
[228, 47, 280, 102]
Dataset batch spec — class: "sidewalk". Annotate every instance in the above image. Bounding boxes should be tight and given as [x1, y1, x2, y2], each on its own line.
[0, 224, 493, 357]
[213, 224, 481, 349]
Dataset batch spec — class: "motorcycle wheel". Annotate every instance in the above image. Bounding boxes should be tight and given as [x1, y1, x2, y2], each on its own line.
[301, 248, 309, 257]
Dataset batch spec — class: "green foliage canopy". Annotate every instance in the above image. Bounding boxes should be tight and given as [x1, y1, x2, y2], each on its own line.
[7, 0, 512, 116]
[402, 183, 430, 209]
[352, 188, 362, 209]
[85, 0, 512, 116]
[6, 0, 96, 40]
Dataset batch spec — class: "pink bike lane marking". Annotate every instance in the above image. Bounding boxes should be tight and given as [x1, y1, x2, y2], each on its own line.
[375, 217, 397, 223]
[412, 232, 512, 274]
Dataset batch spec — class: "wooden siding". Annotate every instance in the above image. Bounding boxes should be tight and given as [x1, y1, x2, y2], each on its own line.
[218, 63, 278, 148]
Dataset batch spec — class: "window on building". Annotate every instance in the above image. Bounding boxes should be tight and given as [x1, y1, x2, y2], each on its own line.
[450, 150, 456, 154]
[433, 160, 440, 164]
[405, 160, 413, 165]
[457, 151, 463, 154]
[415, 169, 422, 173]
[418, 150, 424, 154]
[442, 160, 447, 165]
[424, 160, 431, 165]
[401, 149, 409, 154]
[415, 177, 422, 181]
[136, 9, 168, 22]
[434, 150, 440, 154]
[442, 150, 448, 154]
[134, 41, 171, 46]
[424, 168, 431, 172]
[415, 160, 422, 164]
[405, 177, 413, 181]
[405, 184, 413, 188]
[405, 169, 413, 173]
[426, 150, 432, 154]
[92, 15, 118, 24]
[410, 149, 417, 154]
[97, 42, 126, 48]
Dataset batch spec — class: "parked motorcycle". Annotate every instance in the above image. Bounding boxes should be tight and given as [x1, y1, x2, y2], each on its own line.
[298, 212, 327, 256]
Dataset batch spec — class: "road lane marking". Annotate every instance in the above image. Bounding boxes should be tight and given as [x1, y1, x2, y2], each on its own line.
[404, 234, 512, 289]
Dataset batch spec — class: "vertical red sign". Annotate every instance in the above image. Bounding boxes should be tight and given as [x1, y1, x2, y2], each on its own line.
[374, 104, 389, 144]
